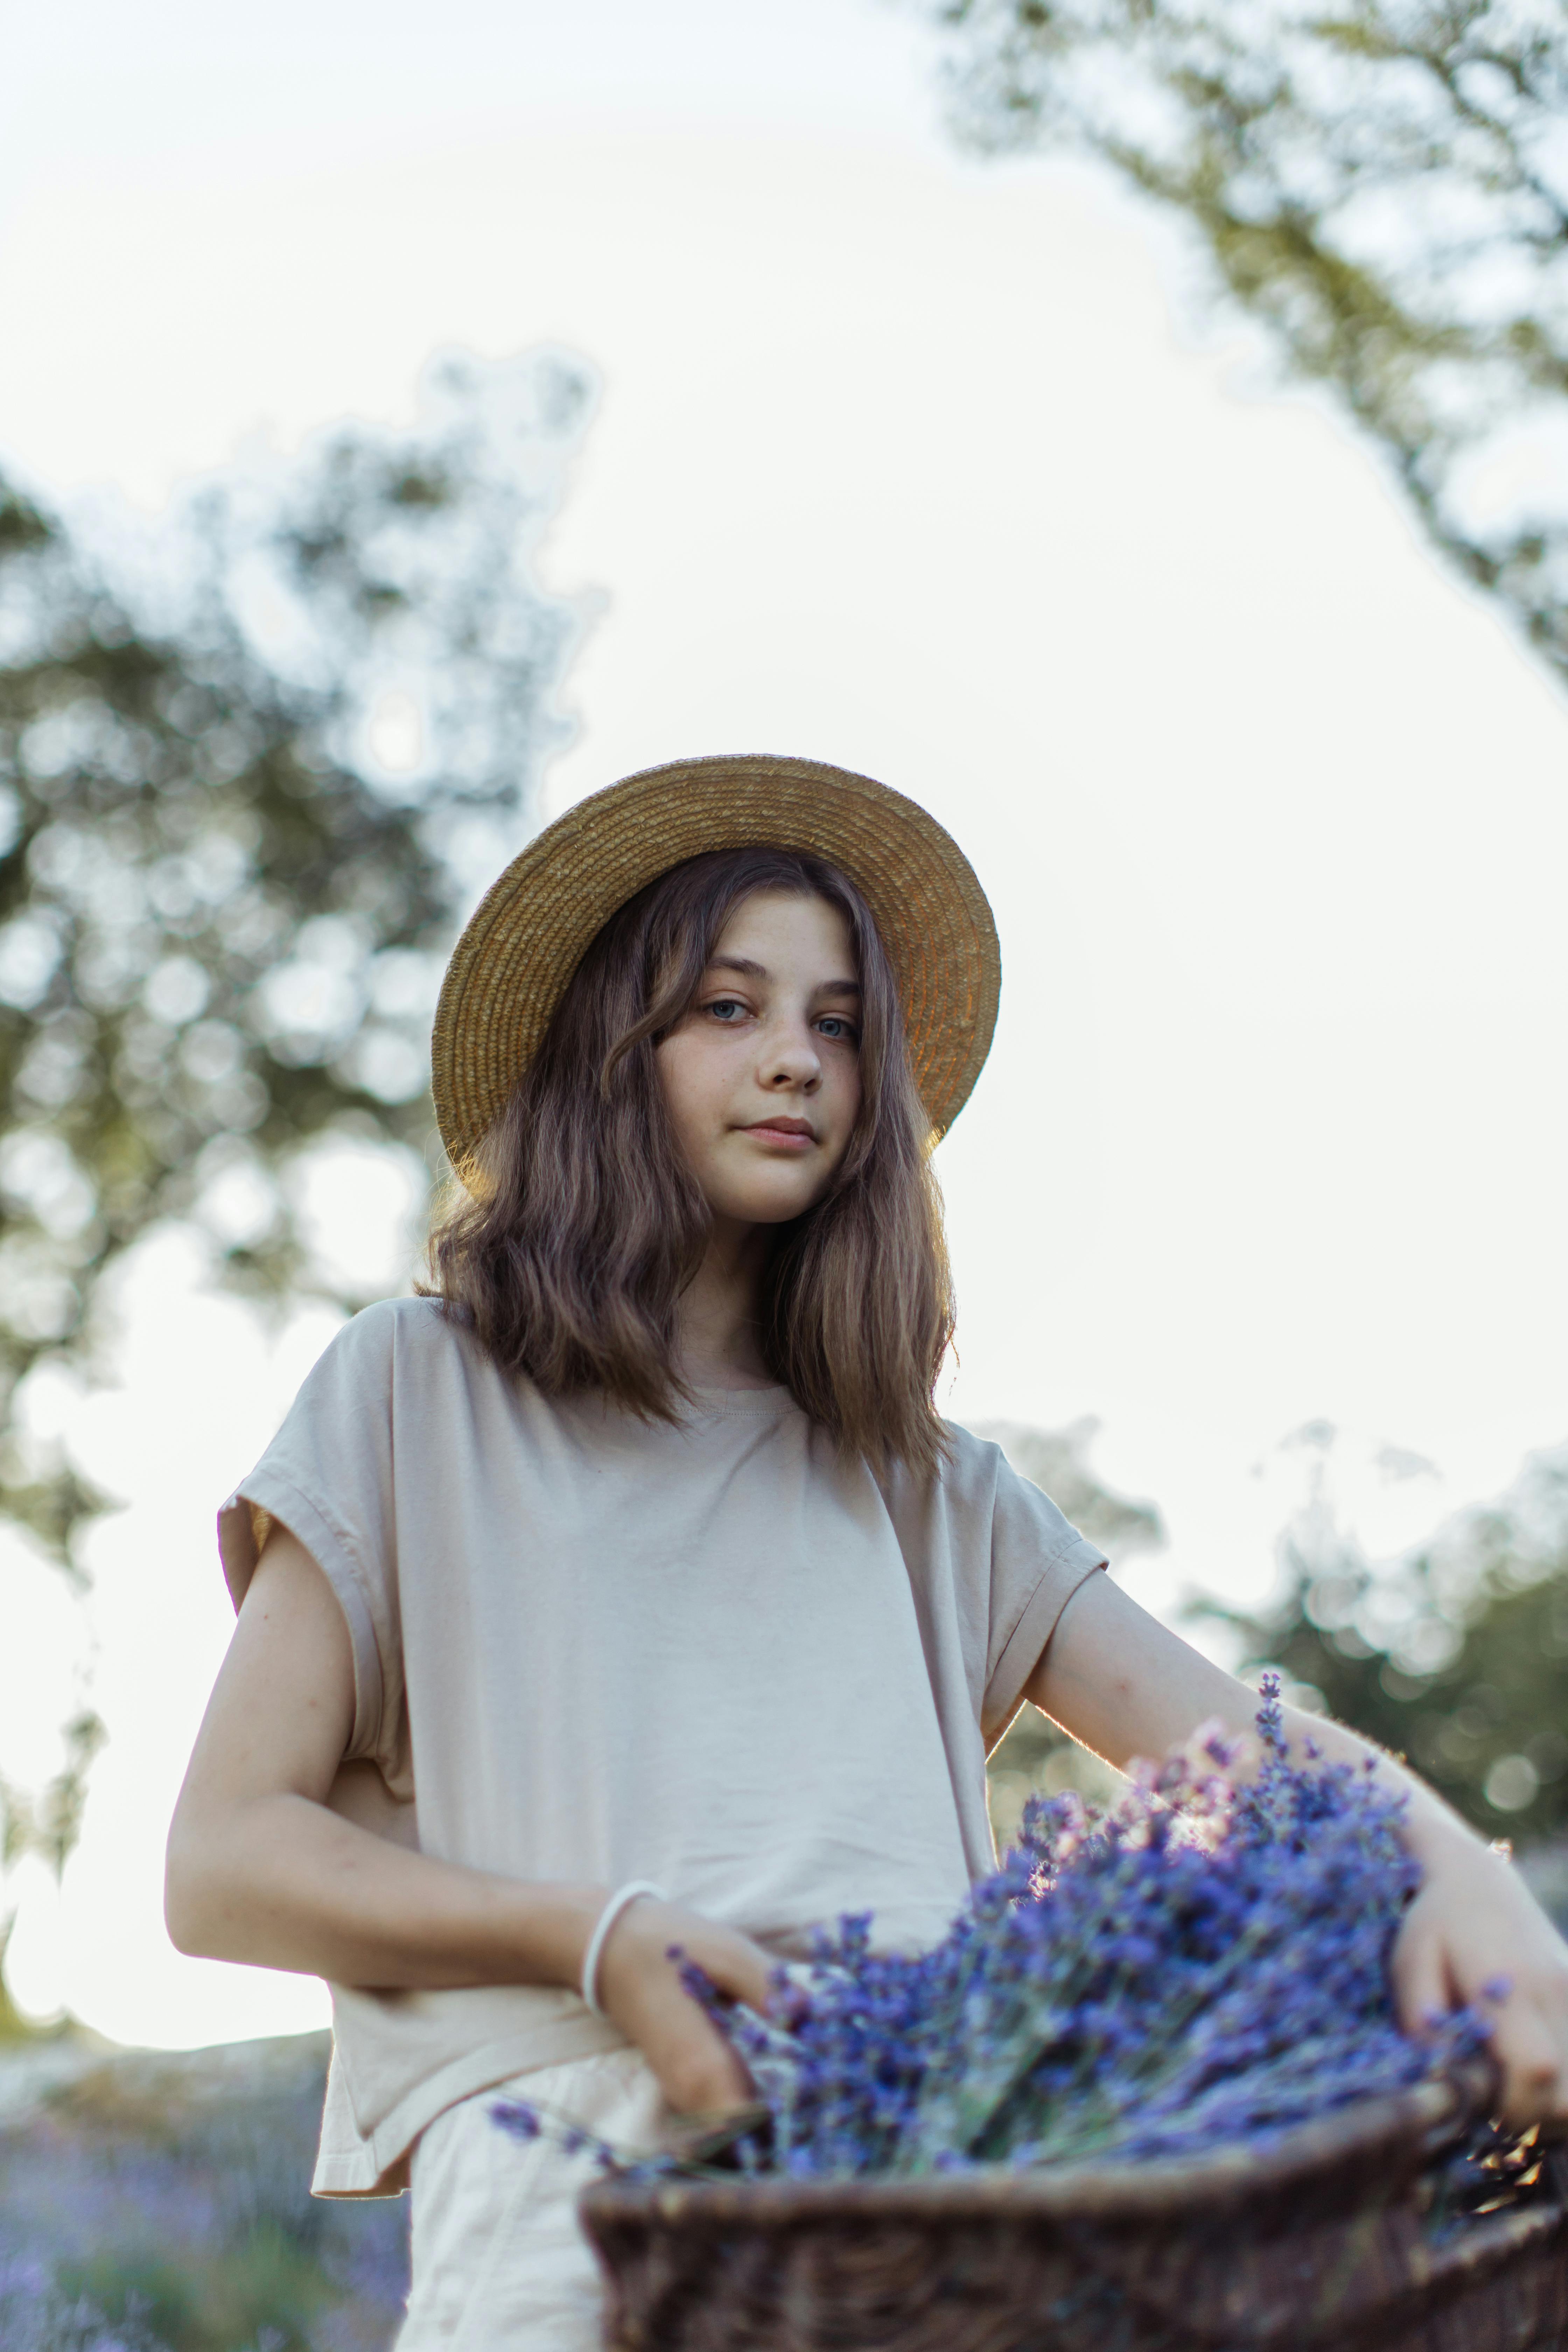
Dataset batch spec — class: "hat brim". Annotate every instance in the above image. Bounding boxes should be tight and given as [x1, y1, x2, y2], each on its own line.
[431, 753, 1000, 1176]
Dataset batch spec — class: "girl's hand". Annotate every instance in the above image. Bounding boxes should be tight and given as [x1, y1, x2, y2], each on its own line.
[594, 1896, 775, 2117]
[1393, 1831, 1568, 2130]
[1025, 1574, 1568, 2133]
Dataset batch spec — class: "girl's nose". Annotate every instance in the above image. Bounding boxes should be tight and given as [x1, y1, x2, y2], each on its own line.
[762, 1027, 821, 1090]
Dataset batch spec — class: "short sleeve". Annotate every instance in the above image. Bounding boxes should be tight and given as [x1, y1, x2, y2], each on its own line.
[877, 1424, 1109, 1763]
[216, 1301, 406, 1782]
[981, 1447, 1108, 1745]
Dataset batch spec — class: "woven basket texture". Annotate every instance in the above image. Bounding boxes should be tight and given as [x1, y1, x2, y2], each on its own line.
[580, 2081, 1568, 2352]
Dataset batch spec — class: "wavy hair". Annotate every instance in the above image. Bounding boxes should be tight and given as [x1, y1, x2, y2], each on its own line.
[426, 847, 955, 1476]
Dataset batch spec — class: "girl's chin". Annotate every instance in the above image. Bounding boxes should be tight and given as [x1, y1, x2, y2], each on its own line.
[706, 1180, 828, 1228]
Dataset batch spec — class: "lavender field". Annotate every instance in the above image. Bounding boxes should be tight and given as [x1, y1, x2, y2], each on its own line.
[0, 2032, 408, 2352]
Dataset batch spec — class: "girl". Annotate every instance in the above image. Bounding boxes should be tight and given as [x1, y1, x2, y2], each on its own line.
[167, 754, 1568, 2349]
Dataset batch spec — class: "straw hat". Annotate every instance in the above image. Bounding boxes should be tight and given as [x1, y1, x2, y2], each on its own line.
[431, 752, 1001, 1176]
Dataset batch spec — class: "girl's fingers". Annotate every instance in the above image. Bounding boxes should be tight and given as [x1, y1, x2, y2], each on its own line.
[1391, 1917, 1451, 2041]
[644, 1993, 755, 2115]
[595, 1902, 765, 2115]
[1394, 1872, 1568, 2127]
[1491, 2001, 1566, 2132]
[699, 1936, 776, 2013]
[1546, 1995, 1568, 2126]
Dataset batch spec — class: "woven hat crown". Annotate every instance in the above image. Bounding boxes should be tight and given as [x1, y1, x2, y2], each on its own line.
[432, 753, 1000, 1175]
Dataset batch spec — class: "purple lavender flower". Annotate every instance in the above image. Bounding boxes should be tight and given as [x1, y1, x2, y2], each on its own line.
[490, 2100, 544, 2144]
[707, 1678, 1491, 2179]
[0, 2044, 408, 2350]
[489, 2099, 625, 2172]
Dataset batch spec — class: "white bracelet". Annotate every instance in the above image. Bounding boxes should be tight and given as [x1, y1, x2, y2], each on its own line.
[581, 1880, 667, 2017]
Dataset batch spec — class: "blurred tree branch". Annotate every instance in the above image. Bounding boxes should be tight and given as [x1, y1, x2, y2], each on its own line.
[921, 0, 1568, 687]
[0, 1712, 107, 1883]
[1193, 1432, 1568, 1841]
[0, 349, 593, 1874]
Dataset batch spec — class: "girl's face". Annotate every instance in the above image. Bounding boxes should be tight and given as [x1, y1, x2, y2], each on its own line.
[656, 889, 863, 1230]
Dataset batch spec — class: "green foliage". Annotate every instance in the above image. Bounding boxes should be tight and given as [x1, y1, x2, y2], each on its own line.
[975, 1417, 1166, 1559]
[1197, 1437, 1568, 1840]
[0, 350, 590, 1894]
[0, 1916, 72, 2044]
[984, 1420, 1164, 1841]
[0, 1710, 107, 1882]
[0, 349, 590, 1586]
[924, 0, 1568, 686]
[55, 2234, 328, 2352]
[0, 2032, 407, 2348]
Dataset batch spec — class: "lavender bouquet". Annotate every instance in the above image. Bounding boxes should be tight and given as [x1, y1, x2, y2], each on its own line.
[690, 1677, 1488, 2180]
[498, 1680, 1491, 2184]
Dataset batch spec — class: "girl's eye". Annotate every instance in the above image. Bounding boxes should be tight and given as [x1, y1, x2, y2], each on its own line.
[706, 997, 747, 1022]
[817, 1016, 859, 1043]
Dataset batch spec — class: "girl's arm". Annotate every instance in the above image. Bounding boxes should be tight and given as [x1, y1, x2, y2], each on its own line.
[165, 1526, 770, 2115]
[1026, 1569, 1568, 2130]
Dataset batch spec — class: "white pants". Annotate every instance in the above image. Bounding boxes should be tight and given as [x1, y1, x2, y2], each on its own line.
[397, 2047, 668, 2351]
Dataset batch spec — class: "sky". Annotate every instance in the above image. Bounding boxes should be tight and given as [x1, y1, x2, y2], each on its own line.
[2, 0, 1566, 2049]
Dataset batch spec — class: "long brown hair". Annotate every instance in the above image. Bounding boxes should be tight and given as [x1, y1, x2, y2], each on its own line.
[427, 847, 955, 1476]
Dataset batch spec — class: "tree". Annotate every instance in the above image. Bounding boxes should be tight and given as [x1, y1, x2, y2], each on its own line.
[983, 1420, 1165, 1841]
[0, 349, 593, 1886]
[922, 0, 1568, 689]
[1196, 1428, 1568, 1842]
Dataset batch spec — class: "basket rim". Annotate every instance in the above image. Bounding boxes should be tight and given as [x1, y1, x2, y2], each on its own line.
[581, 2073, 1489, 2230]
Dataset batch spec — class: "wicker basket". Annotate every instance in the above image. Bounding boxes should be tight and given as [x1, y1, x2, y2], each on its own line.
[581, 2079, 1568, 2352]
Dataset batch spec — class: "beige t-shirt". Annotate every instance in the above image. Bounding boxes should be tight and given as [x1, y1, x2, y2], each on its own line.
[217, 1296, 1106, 2196]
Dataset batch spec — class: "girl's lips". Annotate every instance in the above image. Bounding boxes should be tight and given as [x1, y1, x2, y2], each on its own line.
[742, 1121, 816, 1149]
